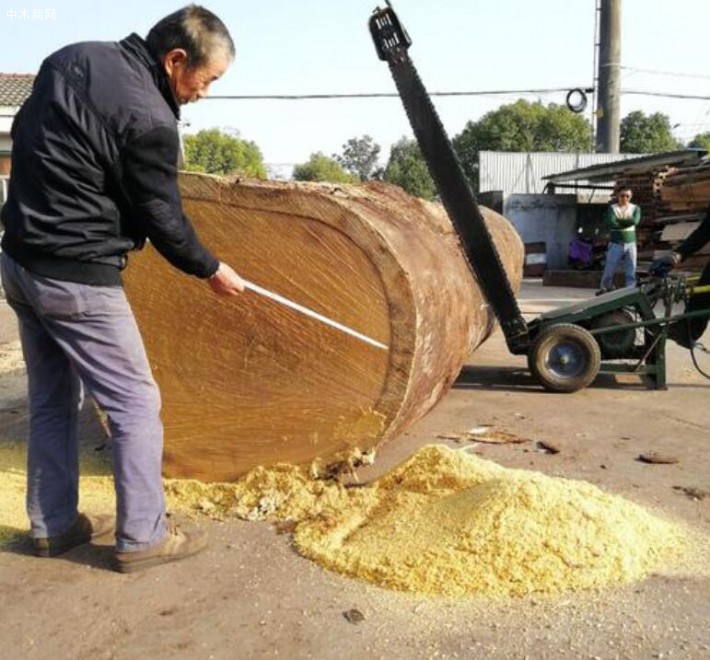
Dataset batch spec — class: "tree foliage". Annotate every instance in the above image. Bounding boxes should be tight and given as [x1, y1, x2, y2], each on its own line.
[619, 111, 682, 153]
[183, 129, 267, 178]
[383, 137, 436, 200]
[292, 152, 355, 183]
[452, 99, 591, 190]
[336, 135, 381, 181]
[687, 131, 710, 151]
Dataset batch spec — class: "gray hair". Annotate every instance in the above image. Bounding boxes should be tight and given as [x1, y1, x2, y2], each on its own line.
[147, 5, 235, 69]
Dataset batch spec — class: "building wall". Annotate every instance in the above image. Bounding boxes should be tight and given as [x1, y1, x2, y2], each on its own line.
[503, 194, 578, 270]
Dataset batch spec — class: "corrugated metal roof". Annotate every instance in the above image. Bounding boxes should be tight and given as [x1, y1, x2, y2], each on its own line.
[542, 149, 706, 183]
[479, 151, 645, 195]
[0, 73, 34, 108]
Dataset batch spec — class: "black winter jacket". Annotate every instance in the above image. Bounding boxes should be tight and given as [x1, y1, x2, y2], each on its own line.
[0, 33, 219, 285]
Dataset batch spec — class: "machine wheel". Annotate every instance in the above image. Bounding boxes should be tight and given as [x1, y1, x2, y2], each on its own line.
[528, 323, 601, 393]
[591, 309, 636, 359]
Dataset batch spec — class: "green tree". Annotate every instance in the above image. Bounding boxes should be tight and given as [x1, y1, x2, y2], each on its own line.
[687, 131, 710, 151]
[383, 137, 437, 200]
[292, 152, 355, 183]
[183, 128, 267, 178]
[619, 111, 682, 153]
[335, 135, 381, 181]
[452, 100, 591, 190]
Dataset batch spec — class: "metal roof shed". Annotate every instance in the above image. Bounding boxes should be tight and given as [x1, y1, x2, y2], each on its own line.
[542, 149, 707, 189]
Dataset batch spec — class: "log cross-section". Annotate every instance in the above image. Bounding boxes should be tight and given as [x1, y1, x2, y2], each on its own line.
[123, 173, 523, 481]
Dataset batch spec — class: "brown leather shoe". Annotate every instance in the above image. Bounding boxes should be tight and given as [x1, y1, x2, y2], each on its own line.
[113, 522, 208, 573]
[33, 513, 115, 558]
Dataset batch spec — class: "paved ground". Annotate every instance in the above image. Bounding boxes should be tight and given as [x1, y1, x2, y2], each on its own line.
[1, 280, 709, 659]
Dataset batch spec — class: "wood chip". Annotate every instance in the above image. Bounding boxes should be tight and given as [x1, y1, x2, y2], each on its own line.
[436, 432, 464, 441]
[467, 426, 493, 435]
[343, 609, 365, 625]
[474, 432, 528, 445]
[438, 428, 529, 445]
[672, 486, 709, 500]
[637, 452, 679, 465]
[537, 440, 561, 454]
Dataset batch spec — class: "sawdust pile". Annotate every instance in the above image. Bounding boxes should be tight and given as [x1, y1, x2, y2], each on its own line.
[164, 463, 372, 521]
[167, 445, 698, 598]
[296, 446, 698, 597]
[0, 443, 702, 598]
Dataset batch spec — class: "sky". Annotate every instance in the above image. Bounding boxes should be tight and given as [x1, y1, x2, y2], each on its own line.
[3, 0, 710, 176]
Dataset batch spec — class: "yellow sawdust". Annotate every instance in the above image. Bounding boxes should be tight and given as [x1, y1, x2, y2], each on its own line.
[294, 446, 697, 597]
[0, 341, 24, 373]
[164, 462, 374, 521]
[167, 445, 705, 598]
[0, 441, 115, 546]
[1, 442, 704, 600]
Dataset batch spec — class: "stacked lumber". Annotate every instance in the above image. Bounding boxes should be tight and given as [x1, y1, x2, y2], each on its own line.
[660, 160, 710, 212]
[124, 173, 524, 481]
[653, 161, 710, 272]
[615, 161, 710, 272]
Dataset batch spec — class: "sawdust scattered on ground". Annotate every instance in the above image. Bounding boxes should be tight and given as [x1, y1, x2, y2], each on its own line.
[0, 341, 24, 375]
[0, 440, 116, 543]
[1, 441, 705, 599]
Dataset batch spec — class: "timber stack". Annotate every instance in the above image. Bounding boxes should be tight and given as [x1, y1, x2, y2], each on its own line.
[124, 173, 524, 481]
[655, 160, 710, 272]
[615, 159, 710, 272]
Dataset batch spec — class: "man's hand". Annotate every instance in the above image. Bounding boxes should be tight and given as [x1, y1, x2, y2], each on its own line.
[649, 253, 680, 278]
[207, 262, 245, 296]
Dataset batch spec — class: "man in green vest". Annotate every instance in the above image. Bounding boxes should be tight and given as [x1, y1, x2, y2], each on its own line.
[598, 187, 641, 294]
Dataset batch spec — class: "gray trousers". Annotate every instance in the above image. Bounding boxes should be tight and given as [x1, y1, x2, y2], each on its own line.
[0, 253, 166, 551]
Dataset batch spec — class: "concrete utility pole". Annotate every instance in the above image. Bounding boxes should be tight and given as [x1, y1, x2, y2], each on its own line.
[596, 0, 622, 153]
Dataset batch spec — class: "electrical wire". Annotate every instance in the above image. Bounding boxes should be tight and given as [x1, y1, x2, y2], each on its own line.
[206, 88, 590, 101]
[619, 65, 710, 81]
[623, 90, 710, 101]
[205, 88, 710, 103]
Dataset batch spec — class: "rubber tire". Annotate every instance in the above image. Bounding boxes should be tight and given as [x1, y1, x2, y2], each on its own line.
[591, 310, 636, 359]
[529, 323, 601, 393]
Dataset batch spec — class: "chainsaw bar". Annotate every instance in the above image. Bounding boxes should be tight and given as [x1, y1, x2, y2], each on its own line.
[369, 5, 529, 353]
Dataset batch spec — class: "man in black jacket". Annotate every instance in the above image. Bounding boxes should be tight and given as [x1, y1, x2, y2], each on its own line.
[0, 5, 244, 572]
[650, 209, 710, 347]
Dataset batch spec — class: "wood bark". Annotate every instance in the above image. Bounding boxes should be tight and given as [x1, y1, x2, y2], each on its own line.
[123, 173, 524, 481]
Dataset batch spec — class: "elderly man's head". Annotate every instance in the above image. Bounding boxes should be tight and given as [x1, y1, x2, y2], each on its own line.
[147, 5, 234, 105]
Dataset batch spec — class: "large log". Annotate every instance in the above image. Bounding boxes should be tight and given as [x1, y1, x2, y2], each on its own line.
[123, 173, 523, 481]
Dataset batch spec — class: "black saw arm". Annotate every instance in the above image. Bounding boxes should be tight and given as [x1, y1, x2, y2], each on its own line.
[369, 4, 529, 353]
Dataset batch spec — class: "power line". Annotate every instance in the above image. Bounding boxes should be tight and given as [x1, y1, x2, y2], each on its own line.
[623, 90, 710, 101]
[207, 88, 710, 102]
[619, 65, 710, 81]
[206, 88, 588, 101]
